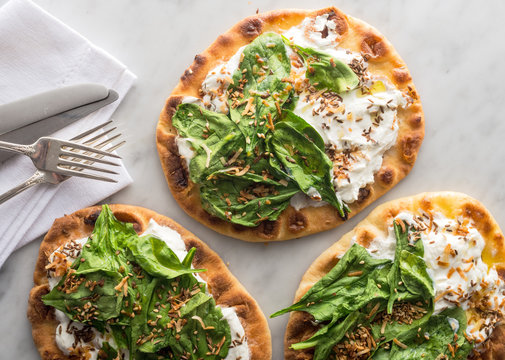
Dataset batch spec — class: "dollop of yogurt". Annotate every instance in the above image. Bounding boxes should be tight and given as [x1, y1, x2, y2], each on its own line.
[179, 13, 408, 209]
[363, 211, 505, 344]
[284, 15, 406, 204]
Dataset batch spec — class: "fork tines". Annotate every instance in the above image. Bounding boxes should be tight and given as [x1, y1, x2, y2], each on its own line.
[59, 121, 125, 182]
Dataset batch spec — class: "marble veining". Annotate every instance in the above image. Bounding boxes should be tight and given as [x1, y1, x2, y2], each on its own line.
[1, 1, 505, 359]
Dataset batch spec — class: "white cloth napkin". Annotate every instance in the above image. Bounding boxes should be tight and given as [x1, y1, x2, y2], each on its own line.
[0, 0, 136, 267]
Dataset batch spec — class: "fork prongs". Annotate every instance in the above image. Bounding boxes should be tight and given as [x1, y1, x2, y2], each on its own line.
[70, 121, 113, 142]
[60, 140, 121, 158]
[53, 167, 118, 183]
[58, 160, 119, 175]
[59, 121, 125, 182]
[60, 150, 119, 166]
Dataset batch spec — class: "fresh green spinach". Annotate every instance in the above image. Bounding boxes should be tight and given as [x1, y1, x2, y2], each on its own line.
[43, 205, 231, 360]
[272, 219, 473, 360]
[387, 307, 472, 360]
[283, 37, 359, 93]
[172, 32, 355, 228]
[228, 32, 293, 152]
[200, 172, 299, 227]
[268, 119, 348, 218]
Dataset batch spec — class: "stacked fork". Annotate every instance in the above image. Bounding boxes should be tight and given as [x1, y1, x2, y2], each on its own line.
[0, 121, 124, 204]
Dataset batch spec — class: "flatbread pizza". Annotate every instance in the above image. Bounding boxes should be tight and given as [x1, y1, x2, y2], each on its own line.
[272, 192, 505, 359]
[27, 204, 271, 360]
[156, 6, 424, 242]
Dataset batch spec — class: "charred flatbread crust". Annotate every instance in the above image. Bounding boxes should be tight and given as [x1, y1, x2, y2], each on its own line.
[156, 7, 424, 242]
[283, 192, 505, 360]
[27, 204, 271, 360]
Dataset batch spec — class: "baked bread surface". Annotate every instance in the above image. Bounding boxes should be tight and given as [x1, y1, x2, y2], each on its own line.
[283, 192, 505, 360]
[156, 6, 425, 242]
[27, 204, 271, 360]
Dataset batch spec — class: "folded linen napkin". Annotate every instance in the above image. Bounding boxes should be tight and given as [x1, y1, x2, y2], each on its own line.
[0, 0, 136, 267]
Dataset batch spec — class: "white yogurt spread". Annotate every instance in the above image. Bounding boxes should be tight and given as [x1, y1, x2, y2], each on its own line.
[201, 45, 246, 114]
[283, 13, 343, 49]
[47, 219, 249, 360]
[363, 211, 505, 344]
[283, 15, 406, 204]
[177, 13, 408, 208]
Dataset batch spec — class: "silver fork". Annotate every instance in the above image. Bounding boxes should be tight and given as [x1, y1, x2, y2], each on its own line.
[0, 122, 124, 204]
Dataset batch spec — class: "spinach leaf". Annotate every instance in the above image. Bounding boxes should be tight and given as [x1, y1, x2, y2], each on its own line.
[200, 172, 299, 227]
[42, 205, 231, 360]
[279, 110, 324, 151]
[134, 275, 230, 359]
[172, 103, 245, 183]
[43, 269, 125, 326]
[399, 250, 434, 298]
[387, 220, 434, 313]
[293, 311, 363, 360]
[285, 38, 359, 93]
[188, 134, 246, 183]
[271, 244, 391, 321]
[127, 234, 205, 278]
[272, 217, 470, 360]
[370, 301, 433, 346]
[172, 103, 237, 143]
[76, 204, 136, 272]
[268, 120, 348, 218]
[388, 307, 473, 360]
[228, 32, 293, 152]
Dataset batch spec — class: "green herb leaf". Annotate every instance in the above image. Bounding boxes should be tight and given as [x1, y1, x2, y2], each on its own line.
[128, 234, 205, 278]
[387, 220, 434, 313]
[268, 120, 348, 218]
[172, 103, 245, 183]
[200, 172, 299, 227]
[286, 39, 359, 93]
[388, 307, 473, 359]
[271, 244, 391, 321]
[228, 32, 293, 152]
[293, 311, 363, 360]
[42, 205, 231, 360]
[279, 110, 325, 151]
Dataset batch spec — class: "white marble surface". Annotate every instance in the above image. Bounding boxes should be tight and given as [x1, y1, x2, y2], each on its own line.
[1, 0, 505, 359]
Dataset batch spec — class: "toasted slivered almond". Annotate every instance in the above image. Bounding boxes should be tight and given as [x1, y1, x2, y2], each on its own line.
[241, 97, 254, 116]
[201, 143, 212, 168]
[395, 218, 406, 232]
[275, 101, 281, 115]
[456, 267, 468, 281]
[266, 113, 275, 131]
[393, 338, 408, 349]
[366, 302, 380, 319]
[435, 290, 452, 302]
[347, 271, 363, 277]
[215, 335, 227, 355]
[381, 320, 388, 334]
[114, 276, 130, 294]
[235, 164, 250, 176]
[192, 315, 215, 330]
[226, 147, 243, 166]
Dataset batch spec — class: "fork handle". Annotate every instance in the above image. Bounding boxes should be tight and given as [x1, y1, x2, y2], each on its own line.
[0, 171, 46, 204]
[0, 140, 34, 156]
